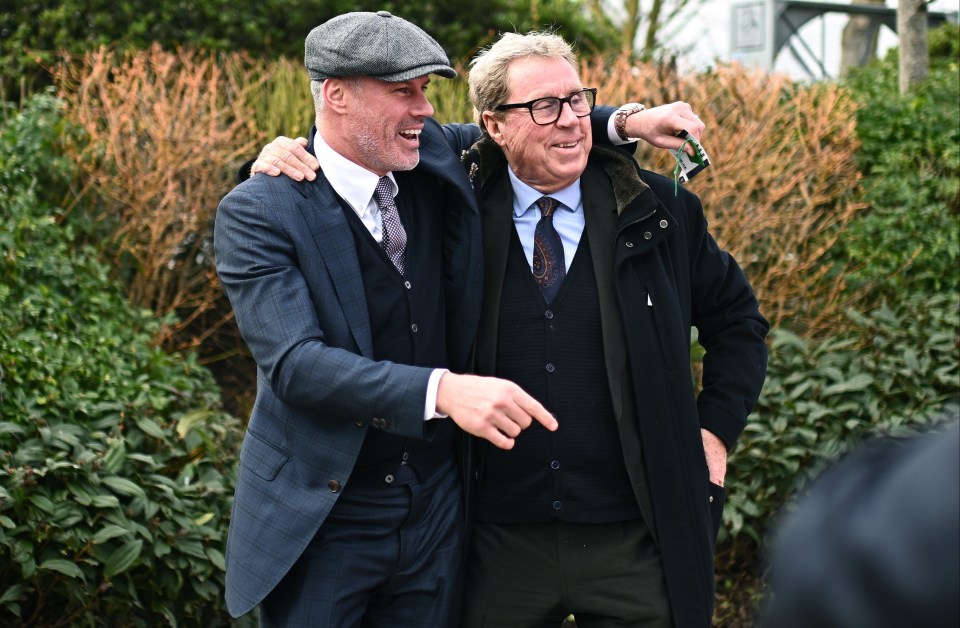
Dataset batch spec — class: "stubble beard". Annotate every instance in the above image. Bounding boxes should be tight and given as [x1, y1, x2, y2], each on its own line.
[351, 110, 420, 174]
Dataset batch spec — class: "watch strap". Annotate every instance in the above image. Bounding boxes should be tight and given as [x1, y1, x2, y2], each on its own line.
[615, 103, 646, 141]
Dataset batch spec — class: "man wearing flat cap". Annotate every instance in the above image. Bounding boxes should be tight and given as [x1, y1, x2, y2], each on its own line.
[216, 11, 561, 626]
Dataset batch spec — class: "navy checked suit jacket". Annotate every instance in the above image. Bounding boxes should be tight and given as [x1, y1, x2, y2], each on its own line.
[214, 118, 482, 617]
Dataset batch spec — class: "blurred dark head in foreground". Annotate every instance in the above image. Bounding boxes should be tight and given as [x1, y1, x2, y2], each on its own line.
[762, 411, 959, 628]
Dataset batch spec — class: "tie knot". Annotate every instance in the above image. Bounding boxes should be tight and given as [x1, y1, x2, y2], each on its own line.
[536, 196, 559, 218]
[374, 176, 394, 207]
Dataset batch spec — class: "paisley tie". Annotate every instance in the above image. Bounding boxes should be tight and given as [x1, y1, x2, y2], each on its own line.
[532, 196, 565, 303]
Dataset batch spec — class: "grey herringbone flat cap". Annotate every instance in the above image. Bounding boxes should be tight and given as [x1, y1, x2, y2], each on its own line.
[305, 11, 456, 82]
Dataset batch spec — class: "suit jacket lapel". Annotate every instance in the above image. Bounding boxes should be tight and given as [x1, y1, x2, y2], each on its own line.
[294, 176, 375, 359]
[474, 167, 514, 375]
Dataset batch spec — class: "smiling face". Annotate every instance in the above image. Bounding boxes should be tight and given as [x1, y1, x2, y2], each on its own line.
[323, 74, 434, 175]
[481, 56, 592, 194]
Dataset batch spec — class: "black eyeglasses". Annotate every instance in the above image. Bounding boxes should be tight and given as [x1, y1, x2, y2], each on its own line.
[493, 88, 598, 125]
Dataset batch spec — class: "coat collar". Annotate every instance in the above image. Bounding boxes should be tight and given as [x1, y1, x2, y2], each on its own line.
[464, 135, 650, 215]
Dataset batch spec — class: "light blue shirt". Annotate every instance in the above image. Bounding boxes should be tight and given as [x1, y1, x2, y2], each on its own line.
[508, 167, 584, 273]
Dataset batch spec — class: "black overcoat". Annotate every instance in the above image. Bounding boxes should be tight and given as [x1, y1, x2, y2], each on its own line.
[464, 138, 769, 627]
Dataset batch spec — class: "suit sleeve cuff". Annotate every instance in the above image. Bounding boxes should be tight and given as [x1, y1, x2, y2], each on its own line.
[698, 401, 745, 451]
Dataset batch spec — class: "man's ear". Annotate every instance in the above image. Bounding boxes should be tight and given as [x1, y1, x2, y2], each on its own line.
[481, 111, 506, 146]
[323, 78, 350, 114]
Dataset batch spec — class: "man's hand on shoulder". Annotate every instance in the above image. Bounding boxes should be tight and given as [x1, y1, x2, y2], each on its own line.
[436, 372, 558, 450]
[251, 136, 319, 181]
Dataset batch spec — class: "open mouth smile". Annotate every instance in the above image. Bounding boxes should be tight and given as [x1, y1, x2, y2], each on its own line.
[399, 129, 422, 143]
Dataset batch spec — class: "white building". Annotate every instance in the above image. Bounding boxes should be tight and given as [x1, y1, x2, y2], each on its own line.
[669, 0, 959, 79]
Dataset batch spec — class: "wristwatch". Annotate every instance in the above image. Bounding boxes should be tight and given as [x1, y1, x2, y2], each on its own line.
[614, 103, 646, 141]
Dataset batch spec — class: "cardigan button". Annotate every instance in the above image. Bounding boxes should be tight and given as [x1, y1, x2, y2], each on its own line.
[659, 219, 668, 228]
[625, 241, 634, 248]
[643, 231, 652, 240]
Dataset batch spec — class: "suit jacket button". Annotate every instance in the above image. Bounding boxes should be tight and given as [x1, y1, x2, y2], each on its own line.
[356, 419, 365, 428]
[328, 480, 341, 493]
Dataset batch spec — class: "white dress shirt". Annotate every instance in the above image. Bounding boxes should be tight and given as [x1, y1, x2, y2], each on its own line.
[313, 133, 397, 242]
[313, 132, 445, 421]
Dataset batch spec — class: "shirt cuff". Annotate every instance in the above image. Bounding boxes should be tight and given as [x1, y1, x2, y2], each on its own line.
[424, 368, 450, 421]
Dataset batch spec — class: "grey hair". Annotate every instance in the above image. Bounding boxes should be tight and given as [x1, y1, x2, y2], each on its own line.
[468, 31, 578, 132]
[311, 77, 365, 116]
[310, 80, 325, 115]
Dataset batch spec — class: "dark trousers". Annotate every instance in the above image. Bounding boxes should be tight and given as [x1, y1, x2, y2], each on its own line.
[461, 519, 671, 628]
[260, 460, 463, 627]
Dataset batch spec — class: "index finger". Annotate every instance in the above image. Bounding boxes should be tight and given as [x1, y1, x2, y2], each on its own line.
[680, 114, 705, 143]
[515, 394, 558, 432]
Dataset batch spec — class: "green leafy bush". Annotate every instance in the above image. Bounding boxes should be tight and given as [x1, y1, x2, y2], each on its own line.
[725, 292, 960, 545]
[0, 95, 245, 626]
[839, 24, 960, 299]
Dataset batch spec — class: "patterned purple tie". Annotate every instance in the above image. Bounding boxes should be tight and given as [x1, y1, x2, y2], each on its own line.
[532, 196, 565, 303]
[373, 176, 407, 274]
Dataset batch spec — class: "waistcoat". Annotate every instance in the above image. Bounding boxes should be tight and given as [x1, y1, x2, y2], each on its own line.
[476, 228, 642, 523]
[339, 173, 452, 483]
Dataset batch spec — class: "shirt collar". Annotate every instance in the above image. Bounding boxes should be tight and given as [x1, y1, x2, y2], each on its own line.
[313, 131, 398, 214]
[507, 167, 582, 217]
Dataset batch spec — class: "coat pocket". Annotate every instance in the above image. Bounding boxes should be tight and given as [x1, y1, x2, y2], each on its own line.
[241, 431, 290, 482]
[707, 480, 726, 545]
